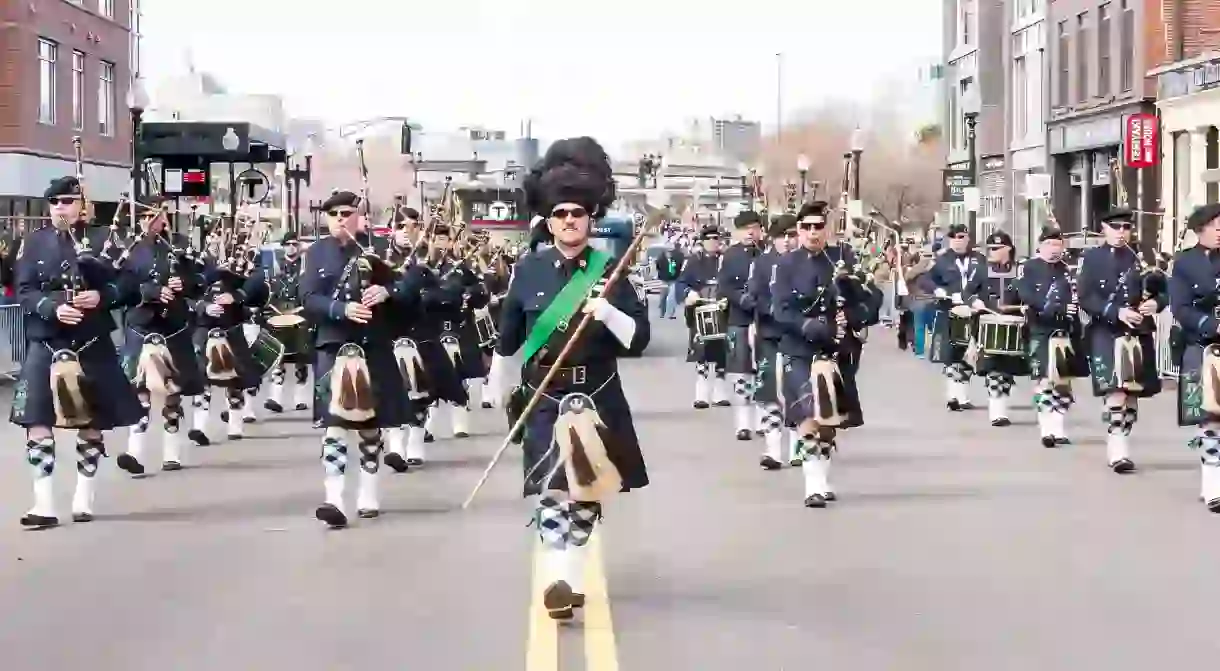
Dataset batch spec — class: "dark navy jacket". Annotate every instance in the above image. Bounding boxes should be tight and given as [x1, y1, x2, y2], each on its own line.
[1169, 245, 1220, 346]
[917, 250, 988, 304]
[17, 225, 121, 344]
[300, 236, 417, 349]
[1014, 257, 1076, 335]
[120, 234, 206, 333]
[771, 245, 841, 359]
[716, 241, 761, 327]
[1077, 243, 1166, 334]
[747, 247, 785, 341]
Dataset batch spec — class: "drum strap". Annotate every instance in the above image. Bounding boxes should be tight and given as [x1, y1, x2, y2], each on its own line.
[520, 249, 611, 364]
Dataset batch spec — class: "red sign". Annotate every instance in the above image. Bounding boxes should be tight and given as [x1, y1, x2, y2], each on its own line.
[1124, 113, 1160, 169]
[470, 218, 529, 230]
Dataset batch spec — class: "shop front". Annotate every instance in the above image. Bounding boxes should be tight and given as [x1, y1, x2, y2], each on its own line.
[1153, 56, 1220, 254]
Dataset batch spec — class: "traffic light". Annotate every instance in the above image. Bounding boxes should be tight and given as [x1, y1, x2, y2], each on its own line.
[400, 121, 412, 155]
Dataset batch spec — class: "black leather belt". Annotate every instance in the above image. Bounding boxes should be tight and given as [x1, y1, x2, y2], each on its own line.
[530, 363, 613, 388]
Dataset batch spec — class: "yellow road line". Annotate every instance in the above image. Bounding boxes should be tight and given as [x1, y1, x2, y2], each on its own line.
[583, 533, 620, 671]
[526, 543, 559, 671]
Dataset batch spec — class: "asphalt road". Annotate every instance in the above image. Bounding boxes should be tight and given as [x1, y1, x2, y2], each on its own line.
[2, 316, 1219, 671]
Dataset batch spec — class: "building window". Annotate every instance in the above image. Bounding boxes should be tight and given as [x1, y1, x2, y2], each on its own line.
[959, 0, 974, 48]
[1119, 0, 1134, 91]
[947, 85, 960, 150]
[1013, 56, 1028, 141]
[1077, 12, 1089, 102]
[1057, 21, 1069, 105]
[100, 0, 113, 18]
[71, 51, 85, 131]
[98, 60, 114, 136]
[1098, 3, 1111, 96]
[960, 78, 974, 151]
[38, 39, 56, 125]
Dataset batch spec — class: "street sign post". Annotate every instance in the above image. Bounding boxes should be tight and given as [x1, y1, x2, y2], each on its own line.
[236, 168, 271, 204]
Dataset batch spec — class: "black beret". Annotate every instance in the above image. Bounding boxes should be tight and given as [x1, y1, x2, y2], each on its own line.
[281, 231, 299, 244]
[946, 223, 969, 237]
[403, 207, 420, 220]
[1039, 226, 1064, 242]
[769, 214, 797, 237]
[796, 200, 829, 222]
[1186, 204, 1220, 232]
[985, 230, 1013, 248]
[734, 210, 762, 229]
[45, 176, 83, 200]
[321, 190, 360, 212]
[1100, 208, 1135, 223]
[698, 224, 722, 240]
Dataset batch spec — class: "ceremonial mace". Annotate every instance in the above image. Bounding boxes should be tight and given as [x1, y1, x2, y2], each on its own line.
[462, 211, 655, 509]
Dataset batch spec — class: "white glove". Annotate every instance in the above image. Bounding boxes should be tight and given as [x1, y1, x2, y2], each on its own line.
[933, 288, 948, 299]
[583, 297, 636, 348]
[683, 291, 699, 306]
[951, 292, 963, 305]
[970, 298, 986, 311]
[486, 352, 519, 408]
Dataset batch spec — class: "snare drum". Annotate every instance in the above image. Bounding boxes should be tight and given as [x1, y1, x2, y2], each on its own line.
[694, 300, 727, 342]
[948, 314, 973, 346]
[473, 306, 498, 348]
[266, 313, 309, 358]
[977, 314, 1026, 356]
[248, 329, 286, 378]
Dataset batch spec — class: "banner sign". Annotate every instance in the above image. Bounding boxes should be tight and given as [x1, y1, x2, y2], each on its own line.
[1124, 113, 1159, 169]
[941, 169, 973, 202]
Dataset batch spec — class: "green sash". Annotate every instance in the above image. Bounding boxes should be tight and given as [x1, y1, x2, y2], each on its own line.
[521, 249, 612, 364]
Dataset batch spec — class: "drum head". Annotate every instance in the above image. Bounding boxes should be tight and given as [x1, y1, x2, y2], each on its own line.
[950, 305, 973, 318]
[267, 314, 306, 328]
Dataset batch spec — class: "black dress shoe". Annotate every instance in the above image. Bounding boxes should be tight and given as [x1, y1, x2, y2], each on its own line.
[454, 431, 469, 439]
[759, 455, 782, 470]
[264, 400, 284, 413]
[242, 416, 256, 424]
[947, 400, 962, 412]
[220, 411, 229, 423]
[789, 457, 803, 467]
[1055, 437, 1071, 445]
[736, 429, 752, 441]
[71, 512, 94, 523]
[693, 401, 710, 410]
[991, 417, 1011, 427]
[481, 401, 493, 409]
[1110, 458, 1135, 474]
[424, 431, 435, 443]
[357, 509, 380, 519]
[714, 400, 731, 407]
[20, 513, 59, 528]
[162, 461, 183, 471]
[543, 580, 575, 620]
[383, 453, 409, 473]
[116, 453, 145, 475]
[406, 457, 424, 467]
[227, 434, 243, 441]
[1041, 435, 1058, 448]
[1207, 497, 1220, 513]
[187, 429, 210, 446]
[295, 403, 309, 411]
[315, 503, 347, 529]
[823, 492, 837, 502]
[803, 494, 827, 508]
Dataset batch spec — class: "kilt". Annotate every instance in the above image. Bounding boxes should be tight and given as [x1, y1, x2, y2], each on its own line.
[685, 328, 727, 365]
[835, 338, 865, 428]
[414, 338, 470, 406]
[10, 337, 144, 430]
[192, 326, 263, 390]
[927, 309, 969, 366]
[313, 342, 413, 430]
[724, 325, 754, 374]
[1176, 343, 1212, 426]
[443, 321, 489, 380]
[1026, 330, 1088, 382]
[520, 361, 648, 498]
[752, 337, 782, 405]
[780, 353, 861, 429]
[119, 326, 206, 397]
[975, 352, 1031, 377]
[1086, 325, 1161, 398]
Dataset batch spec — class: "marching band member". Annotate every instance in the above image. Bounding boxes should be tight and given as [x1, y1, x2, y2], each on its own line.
[115, 197, 208, 475]
[718, 211, 764, 439]
[10, 176, 143, 527]
[191, 220, 270, 442]
[819, 206, 880, 430]
[478, 246, 513, 407]
[920, 223, 988, 411]
[488, 136, 649, 620]
[263, 231, 310, 413]
[1168, 204, 1220, 509]
[974, 230, 1028, 427]
[747, 213, 799, 468]
[426, 227, 487, 438]
[301, 190, 413, 528]
[1078, 209, 1165, 473]
[1015, 227, 1085, 447]
[675, 224, 730, 408]
[772, 201, 862, 507]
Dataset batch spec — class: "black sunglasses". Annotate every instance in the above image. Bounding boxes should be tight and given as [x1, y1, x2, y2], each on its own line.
[551, 207, 587, 219]
[1104, 221, 1134, 230]
[48, 197, 79, 206]
[799, 221, 828, 230]
[950, 233, 969, 240]
[986, 244, 1007, 251]
[328, 209, 356, 218]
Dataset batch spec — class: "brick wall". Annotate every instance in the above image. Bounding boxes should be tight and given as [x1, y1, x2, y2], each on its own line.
[1157, 0, 1220, 65]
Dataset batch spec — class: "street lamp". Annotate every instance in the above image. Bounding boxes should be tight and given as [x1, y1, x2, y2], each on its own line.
[796, 154, 810, 202]
[125, 75, 148, 232]
[961, 88, 982, 237]
[286, 135, 315, 235]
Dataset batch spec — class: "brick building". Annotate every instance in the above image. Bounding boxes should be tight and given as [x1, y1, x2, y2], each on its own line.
[1149, 0, 1220, 252]
[0, 0, 133, 221]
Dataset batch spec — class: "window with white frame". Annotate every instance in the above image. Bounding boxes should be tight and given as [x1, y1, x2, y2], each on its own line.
[38, 39, 56, 125]
[1013, 55, 1028, 141]
[948, 85, 960, 151]
[1098, 3, 1111, 96]
[100, 0, 114, 18]
[959, 0, 975, 48]
[72, 51, 84, 131]
[98, 60, 114, 136]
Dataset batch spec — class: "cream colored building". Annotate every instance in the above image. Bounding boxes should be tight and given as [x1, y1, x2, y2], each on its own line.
[1152, 53, 1220, 253]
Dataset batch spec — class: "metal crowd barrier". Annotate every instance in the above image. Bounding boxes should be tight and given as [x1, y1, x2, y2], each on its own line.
[0, 303, 25, 379]
[1155, 310, 1179, 381]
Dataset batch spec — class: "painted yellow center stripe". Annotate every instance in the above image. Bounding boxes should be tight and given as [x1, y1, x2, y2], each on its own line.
[525, 533, 619, 670]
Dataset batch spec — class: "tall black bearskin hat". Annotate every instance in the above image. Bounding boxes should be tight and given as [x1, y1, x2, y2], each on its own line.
[524, 136, 616, 245]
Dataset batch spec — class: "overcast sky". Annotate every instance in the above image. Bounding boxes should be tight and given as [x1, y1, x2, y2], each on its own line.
[139, 0, 941, 144]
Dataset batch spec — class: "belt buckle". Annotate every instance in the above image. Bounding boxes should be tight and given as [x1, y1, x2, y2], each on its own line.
[443, 320, 452, 332]
[572, 366, 587, 385]
[1212, 306, 1220, 320]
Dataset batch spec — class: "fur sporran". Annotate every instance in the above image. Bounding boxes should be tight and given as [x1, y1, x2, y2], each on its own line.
[1201, 345, 1220, 417]
[553, 393, 621, 501]
[392, 337, 429, 399]
[1047, 335, 1075, 387]
[441, 334, 463, 370]
[329, 343, 375, 423]
[808, 356, 846, 427]
[204, 328, 238, 382]
[136, 334, 180, 396]
[1113, 335, 1144, 393]
[50, 349, 91, 427]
